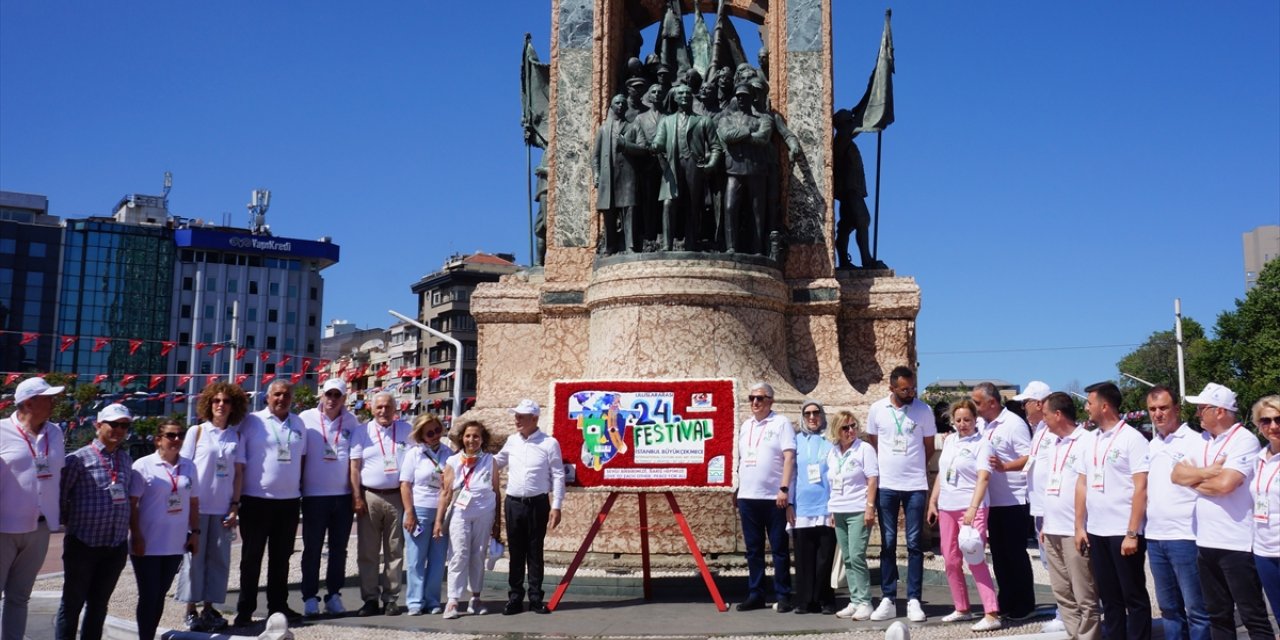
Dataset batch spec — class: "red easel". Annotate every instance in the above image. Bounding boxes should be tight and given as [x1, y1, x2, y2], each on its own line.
[546, 491, 728, 612]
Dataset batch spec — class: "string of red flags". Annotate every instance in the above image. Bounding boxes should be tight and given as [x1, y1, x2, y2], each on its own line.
[1, 330, 333, 375]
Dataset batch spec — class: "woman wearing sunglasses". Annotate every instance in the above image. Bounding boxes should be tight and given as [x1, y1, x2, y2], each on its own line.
[129, 419, 199, 640]
[790, 400, 837, 615]
[826, 409, 879, 620]
[399, 414, 454, 615]
[1248, 395, 1280, 628]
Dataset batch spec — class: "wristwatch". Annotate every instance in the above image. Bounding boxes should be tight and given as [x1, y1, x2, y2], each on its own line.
[1125, 530, 1138, 539]
[779, 486, 789, 493]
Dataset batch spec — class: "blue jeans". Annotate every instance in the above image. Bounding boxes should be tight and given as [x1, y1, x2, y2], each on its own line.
[1255, 554, 1280, 628]
[1149, 539, 1210, 640]
[877, 488, 925, 601]
[404, 506, 447, 611]
[738, 498, 791, 601]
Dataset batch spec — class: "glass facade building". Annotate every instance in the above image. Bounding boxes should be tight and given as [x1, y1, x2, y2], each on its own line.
[0, 193, 62, 372]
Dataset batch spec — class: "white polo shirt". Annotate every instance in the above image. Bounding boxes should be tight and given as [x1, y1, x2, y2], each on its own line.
[239, 410, 307, 500]
[826, 439, 878, 513]
[1192, 423, 1261, 552]
[181, 421, 240, 515]
[1145, 424, 1202, 541]
[865, 397, 937, 492]
[1072, 422, 1150, 537]
[299, 408, 356, 497]
[1025, 422, 1056, 517]
[982, 408, 1031, 507]
[937, 431, 995, 512]
[400, 442, 453, 509]
[129, 453, 197, 556]
[351, 419, 412, 491]
[0, 417, 64, 533]
[1251, 448, 1280, 558]
[735, 412, 796, 500]
[1040, 426, 1087, 537]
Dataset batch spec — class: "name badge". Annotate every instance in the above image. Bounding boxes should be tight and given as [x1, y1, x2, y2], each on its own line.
[1255, 497, 1271, 523]
[324, 445, 338, 461]
[454, 488, 473, 509]
[830, 475, 843, 492]
[167, 492, 183, 513]
[277, 447, 292, 464]
[743, 450, 758, 467]
[1089, 468, 1105, 491]
[806, 464, 822, 484]
[891, 437, 908, 455]
[215, 457, 229, 478]
[946, 467, 959, 486]
[108, 482, 127, 504]
[382, 457, 398, 474]
[35, 455, 52, 479]
[1046, 474, 1062, 496]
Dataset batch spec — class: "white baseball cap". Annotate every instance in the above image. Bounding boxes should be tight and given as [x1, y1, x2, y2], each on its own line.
[97, 404, 133, 423]
[14, 377, 65, 406]
[486, 537, 505, 571]
[1012, 380, 1051, 402]
[509, 399, 541, 416]
[1186, 382, 1237, 412]
[320, 378, 348, 395]
[958, 525, 986, 565]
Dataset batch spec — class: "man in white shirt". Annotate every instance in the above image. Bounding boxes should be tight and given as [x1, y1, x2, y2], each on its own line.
[1072, 381, 1151, 640]
[0, 377, 65, 640]
[1013, 381, 1065, 633]
[349, 392, 412, 617]
[234, 380, 307, 627]
[1143, 385, 1210, 640]
[971, 381, 1037, 620]
[495, 399, 565, 615]
[864, 367, 934, 622]
[298, 379, 358, 617]
[1171, 382, 1272, 639]
[732, 382, 796, 613]
[1038, 393, 1100, 640]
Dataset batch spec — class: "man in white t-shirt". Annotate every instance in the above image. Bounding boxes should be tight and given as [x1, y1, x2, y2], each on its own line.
[971, 381, 1037, 620]
[1171, 382, 1272, 639]
[1013, 380, 1065, 633]
[298, 378, 358, 617]
[349, 392, 412, 617]
[864, 367, 935, 622]
[1143, 385, 1210, 640]
[234, 380, 308, 627]
[1072, 381, 1151, 640]
[733, 382, 796, 613]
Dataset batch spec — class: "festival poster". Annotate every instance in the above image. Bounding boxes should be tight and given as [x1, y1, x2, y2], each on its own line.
[552, 379, 736, 490]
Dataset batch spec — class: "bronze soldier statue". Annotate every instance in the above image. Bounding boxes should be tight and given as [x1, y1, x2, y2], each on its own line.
[652, 84, 723, 252]
[593, 94, 647, 254]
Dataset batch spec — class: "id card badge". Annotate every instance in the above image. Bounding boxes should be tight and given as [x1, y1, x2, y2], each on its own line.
[167, 492, 183, 513]
[276, 446, 292, 464]
[454, 488, 473, 509]
[806, 464, 822, 484]
[215, 456, 229, 478]
[1046, 474, 1062, 496]
[324, 445, 338, 461]
[1089, 469, 1105, 491]
[382, 457, 398, 474]
[108, 482, 127, 504]
[830, 475, 843, 492]
[892, 437, 908, 455]
[743, 449, 758, 468]
[34, 455, 52, 479]
[946, 467, 958, 486]
[1255, 497, 1271, 523]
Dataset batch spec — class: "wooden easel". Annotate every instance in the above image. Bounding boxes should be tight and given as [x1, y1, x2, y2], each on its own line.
[546, 491, 727, 612]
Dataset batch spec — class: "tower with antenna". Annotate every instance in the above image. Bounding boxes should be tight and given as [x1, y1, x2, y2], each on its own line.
[248, 188, 271, 235]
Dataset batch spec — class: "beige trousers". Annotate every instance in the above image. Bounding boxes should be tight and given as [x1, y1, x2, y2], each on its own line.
[357, 489, 405, 603]
[1043, 533, 1101, 640]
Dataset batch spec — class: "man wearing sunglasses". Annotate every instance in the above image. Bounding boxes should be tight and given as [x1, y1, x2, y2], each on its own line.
[56, 403, 135, 640]
[298, 379, 359, 617]
[733, 382, 796, 613]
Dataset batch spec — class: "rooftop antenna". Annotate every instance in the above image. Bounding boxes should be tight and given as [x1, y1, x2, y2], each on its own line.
[161, 171, 173, 207]
[248, 188, 271, 235]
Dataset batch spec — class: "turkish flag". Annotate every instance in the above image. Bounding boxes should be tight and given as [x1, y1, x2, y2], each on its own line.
[376, 364, 389, 378]
[60, 336, 77, 352]
[206, 375, 220, 385]
[234, 374, 250, 386]
[290, 372, 305, 384]
[19, 332, 38, 346]
[160, 341, 176, 356]
[261, 373, 277, 385]
[301, 358, 312, 372]
[318, 371, 330, 383]
[259, 351, 272, 362]
[234, 348, 247, 361]
[207, 344, 225, 357]
[128, 340, 143, 355]
[93, 337, 111, 352]
[278, 355, 292, 368]
[177, 375, 192, 387]
[120, 374, 138, 386]
[93, 373, 109, 385]
[3, 373, 20, 385]
[195, 342, 207, 352]
[148, 375, 165, 390]
[318, 359, 331, 370]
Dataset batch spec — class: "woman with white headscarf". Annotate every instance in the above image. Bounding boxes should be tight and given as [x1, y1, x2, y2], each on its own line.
[789, 400, 837, 614]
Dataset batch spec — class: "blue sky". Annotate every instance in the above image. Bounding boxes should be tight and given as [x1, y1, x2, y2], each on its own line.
[2, 2, 1277, 393]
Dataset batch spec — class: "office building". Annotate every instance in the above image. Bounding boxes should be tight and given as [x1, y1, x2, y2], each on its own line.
[0, 191, 62, 373]
[1243, 224, 1279, 290]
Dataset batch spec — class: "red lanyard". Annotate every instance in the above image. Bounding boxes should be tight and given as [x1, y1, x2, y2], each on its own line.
[12, 421, 49, 459]
[1053, 437, 1078, 474]
[1204, 424, 1242, 467]
[323, 414, 343, 447]
[460, 454, 482, 489]
[1093, 424, 1124, 467]
[1030, 427, 1049, 457]
[91, 442, 118, 484]
[160, 460, 180, 493]
[375, 423, 397, 458]
[748, 418, 769, 449]
[1257, 454, 1280, 496]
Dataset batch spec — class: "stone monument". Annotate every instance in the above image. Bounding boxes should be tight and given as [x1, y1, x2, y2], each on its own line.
[468, 0, 920, 564]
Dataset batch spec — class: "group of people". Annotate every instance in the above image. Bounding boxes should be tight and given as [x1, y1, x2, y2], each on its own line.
[0, 374, 565, 640]
[732, 370, 1280, 638]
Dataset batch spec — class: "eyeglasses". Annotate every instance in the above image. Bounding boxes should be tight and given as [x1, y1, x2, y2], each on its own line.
[211, 398, 230, 404]
[107, 421, 131, 429]
[1259, 417, 1278, 427]
[423, 428, 442, 437]
[158, 432, 184, 441]
[802, 410, 822, 417]
[840, 424, 857, 432]
[748, 395, 772, 403]
[324, 391, 343, 399]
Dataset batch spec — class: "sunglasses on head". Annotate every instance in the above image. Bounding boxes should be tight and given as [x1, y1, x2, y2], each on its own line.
[748, 395, 772, 403]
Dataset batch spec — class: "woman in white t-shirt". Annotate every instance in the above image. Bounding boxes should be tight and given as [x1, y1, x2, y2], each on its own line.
[926, 399, 1001, 632]
[400, 414, 454, 615]
[825, 410, 879, 621]
[433, 421, 501, 620]
[129, 419, 199, 640]
[1248, 395, 1280, 625]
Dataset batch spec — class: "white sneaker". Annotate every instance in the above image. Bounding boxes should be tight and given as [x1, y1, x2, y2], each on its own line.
[869, 597, 896, 621]
[1040, 618, 1066, 632]
[835, 602, 858, 618]
[907, 598, 927, 622]
[971, 616, 1002, 631]
[442, 600, 459, 620]
[852, 602, 875, 621]
[940, 610, 975, 622]
[324, 593, 346, 615]
[468, 597, 487, 615]
[303, 597, 320, 617]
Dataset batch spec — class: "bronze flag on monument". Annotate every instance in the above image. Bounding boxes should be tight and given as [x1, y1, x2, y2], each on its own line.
[851, 9, 895, 132]
[521, 33, 550, 148]
[709, 0, 748, 76]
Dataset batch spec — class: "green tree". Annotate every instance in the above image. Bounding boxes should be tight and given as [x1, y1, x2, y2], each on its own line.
[292, 383, 317, 413]
[1115, 317, 1207, 418]
[1193, 259, 1280, 424]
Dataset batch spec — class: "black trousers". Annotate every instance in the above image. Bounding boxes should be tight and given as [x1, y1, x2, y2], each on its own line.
[131, 554, 183, 640]
[1087, 534, 1152, 640]
[1196, 546, 1274, 640]
[986, 504, 1036, 617]
[55, 536, 127, 640]
[237, 495, 301, 616]
[792, 525, 836, 611]
[505, 494, 550, 603]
